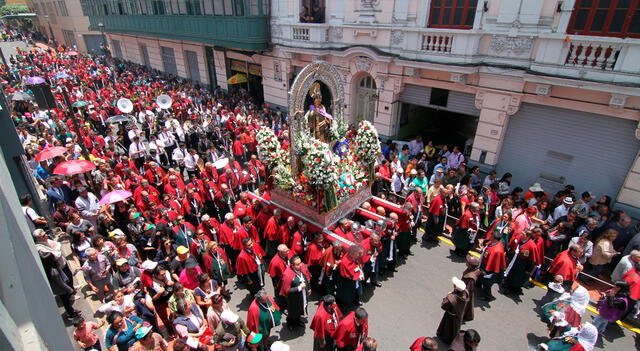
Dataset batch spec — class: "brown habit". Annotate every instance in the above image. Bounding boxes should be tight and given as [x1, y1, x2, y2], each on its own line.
[461, 268, 482, 321]
[436, 289, 470, 345]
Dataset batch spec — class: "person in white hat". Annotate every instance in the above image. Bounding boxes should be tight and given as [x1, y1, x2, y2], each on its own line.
[550, 197, 574, 224]
[215, 309, 250, 349]
[270, 340, 290, 351]
[436, 277, 470, 344]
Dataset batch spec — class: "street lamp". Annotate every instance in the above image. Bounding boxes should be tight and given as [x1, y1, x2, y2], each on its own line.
[97, 22, 108, 56]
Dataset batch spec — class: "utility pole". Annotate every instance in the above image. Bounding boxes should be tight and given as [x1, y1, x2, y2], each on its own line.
[60, 87, 90, 159]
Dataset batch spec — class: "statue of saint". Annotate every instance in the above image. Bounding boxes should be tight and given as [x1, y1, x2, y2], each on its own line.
[305, 82, 333, 143]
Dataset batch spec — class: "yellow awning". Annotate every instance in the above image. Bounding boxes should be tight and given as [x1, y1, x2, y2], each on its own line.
[227, 73, 248, 84]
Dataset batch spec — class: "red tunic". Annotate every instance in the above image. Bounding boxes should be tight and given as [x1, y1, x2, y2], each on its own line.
[549, 249, 579, 281]
[234, 225, 260, 251]
[246, 296, 280, 334]
[264, 217, 280, 241]
[219, 222, 237, 246]
[310, 301, 342, 340]
[532, 236, 545, 266]
[279, 265, 312, 297]
[290, 231, 308, 256]
[429, 195, 446, 216]
[267, 253, 291, 278]
[360, 238, 382, 263]
[333, 312, 368, 348]
[306, 242, 325, 267]
[202, 248, 231, 276]
[235, 244, 265, 275]
[339, 254, 361, 281]
[623, 267, 640, 300]
[456, 209, 479, 230]
[481, 241, 506, 273]
[278, 224, 295, 247]
[410, 337, 428, 351]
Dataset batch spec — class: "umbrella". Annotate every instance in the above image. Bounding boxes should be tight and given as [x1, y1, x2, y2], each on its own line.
[72, 101, 88, 108]
[227, 73, 248, 85]
[26, 76, 45, 85]
[53, 160, 96, 175]
[55, 72, 69, 79]
[34, 146, 68, 162]
[9, 91, 34, 101]
[106, 114, 131, 123]
[99, 190, 133, 205]
[67, 51, 79, 56]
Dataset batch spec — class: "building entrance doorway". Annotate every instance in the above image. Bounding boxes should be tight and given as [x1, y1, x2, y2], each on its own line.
[355, 75, 377, 123]
[397, 103, 479, 155]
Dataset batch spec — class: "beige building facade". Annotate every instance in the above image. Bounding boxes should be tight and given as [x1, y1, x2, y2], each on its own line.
[91, 0, 640, 216]
[32, 0, 104, 52]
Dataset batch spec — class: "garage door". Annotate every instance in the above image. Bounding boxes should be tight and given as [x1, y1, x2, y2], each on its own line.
[399, 84, 479, 116]
[497, 103, 640, 201]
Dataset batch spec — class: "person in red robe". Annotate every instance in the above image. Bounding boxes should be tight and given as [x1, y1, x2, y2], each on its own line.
[310, 295, 342, 351]
[478, 230, 506, 301]
[279, 256, 312, 330]
[333, 307, 368, 351]
[246, 289, 281, 340]
[278, 217, 297, 248]
[548, 245, 584, 292]
[291, 222, 310, 257]
[503, 230, 539, 295]
[409, 336, 438, 351]
[306, 232, 325, 291]
[234, 216, 261, 252]
[336, 245, 364, 311]
[219, 213, 239, 265]
[424, 188, 448, 242]
[264, 209, 283, 258]
[235, 237, 266, 297]
[452, 203, 480, 256]
[360, 233, 382, 287]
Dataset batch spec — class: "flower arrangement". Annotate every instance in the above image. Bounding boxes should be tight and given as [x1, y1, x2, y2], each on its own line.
[301, 138, 340, 190]
[272, 164, 295, 190]
[256, 128, 282, 166]
[354, 120, 381, 164]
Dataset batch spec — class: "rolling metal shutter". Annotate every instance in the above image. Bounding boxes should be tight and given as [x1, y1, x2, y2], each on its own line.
[497, 103, 640, 201]
[399, 84, 479, 116]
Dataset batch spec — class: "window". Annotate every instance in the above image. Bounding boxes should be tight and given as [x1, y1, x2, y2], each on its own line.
[139, 43, 150, 67]
[428, 0, 478, 29]
[300, 0, 325, 23]
[80, 0, 91, 15]
[58, 1, 69, 16]
[185, 50, 200, 82]
[112, 39, 123, 59]
[62, 29, 76, 47]
[152, 0, 165, 14]
[186, 0, 202, 15]
[161, 46, 178, 76]
[359, 75, 376, 89]
[568, 0, 640, 38]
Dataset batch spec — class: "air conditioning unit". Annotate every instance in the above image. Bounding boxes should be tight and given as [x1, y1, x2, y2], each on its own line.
[535, 84, 551, 96]
[451, 73, 466, 84]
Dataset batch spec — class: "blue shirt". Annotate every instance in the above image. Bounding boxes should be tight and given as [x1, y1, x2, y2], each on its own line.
[35, 165, 50, 181]
[104, 315, 144, 351]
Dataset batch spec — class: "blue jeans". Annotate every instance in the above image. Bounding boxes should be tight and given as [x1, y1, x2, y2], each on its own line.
[592, 314, 609, 334]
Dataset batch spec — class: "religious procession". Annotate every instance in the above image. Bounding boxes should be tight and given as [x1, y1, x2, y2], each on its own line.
[1, 7, 639, 351]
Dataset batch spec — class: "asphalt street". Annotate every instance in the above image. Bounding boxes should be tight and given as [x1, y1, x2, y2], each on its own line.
[222, 238, 639, 350]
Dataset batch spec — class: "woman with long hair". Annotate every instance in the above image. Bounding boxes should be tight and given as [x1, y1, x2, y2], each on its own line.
[497, 172, 512, 198]
[587, 229, 620, 278]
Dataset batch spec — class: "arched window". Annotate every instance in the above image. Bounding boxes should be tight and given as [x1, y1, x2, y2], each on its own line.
[359, 75, 376, 89]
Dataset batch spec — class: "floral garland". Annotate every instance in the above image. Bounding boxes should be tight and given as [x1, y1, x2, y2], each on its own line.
[301, 138, 340, 190]
[256, 128, 282, 166]
[354, 120, 381, 164]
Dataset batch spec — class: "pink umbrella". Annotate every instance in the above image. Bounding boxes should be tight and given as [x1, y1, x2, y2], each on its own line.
[53, 159, 96, 175]
[67, 51, 79, 56]
[34, 146, 67, 162]
[99, 190, 133, 204]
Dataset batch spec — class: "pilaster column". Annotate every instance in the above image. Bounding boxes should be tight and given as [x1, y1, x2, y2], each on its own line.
[618, 150, 640, 209]
[470, 91, 521, 165]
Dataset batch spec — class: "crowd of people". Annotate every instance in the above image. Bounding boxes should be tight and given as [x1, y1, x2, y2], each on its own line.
[4, 24, 639, 351]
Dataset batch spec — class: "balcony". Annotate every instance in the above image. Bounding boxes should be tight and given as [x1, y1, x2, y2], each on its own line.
[84, 0, 269, 50]
[532, 35, 640, 85]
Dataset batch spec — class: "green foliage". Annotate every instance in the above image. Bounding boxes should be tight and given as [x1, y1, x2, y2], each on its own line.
[0, 5, 31, 15]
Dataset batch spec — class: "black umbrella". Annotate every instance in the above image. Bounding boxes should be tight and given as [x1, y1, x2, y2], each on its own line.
[106, 115, 131, 124]
[10, 91, 34, 101]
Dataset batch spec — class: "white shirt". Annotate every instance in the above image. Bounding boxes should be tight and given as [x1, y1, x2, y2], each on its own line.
[75, 192, 101, 221]
[128, 129, 141, 141]
[129, 141, 146, 158]
[159, 131, 175, 147]
[172, 148, 187, 164]
[184, 153, 199, 170]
